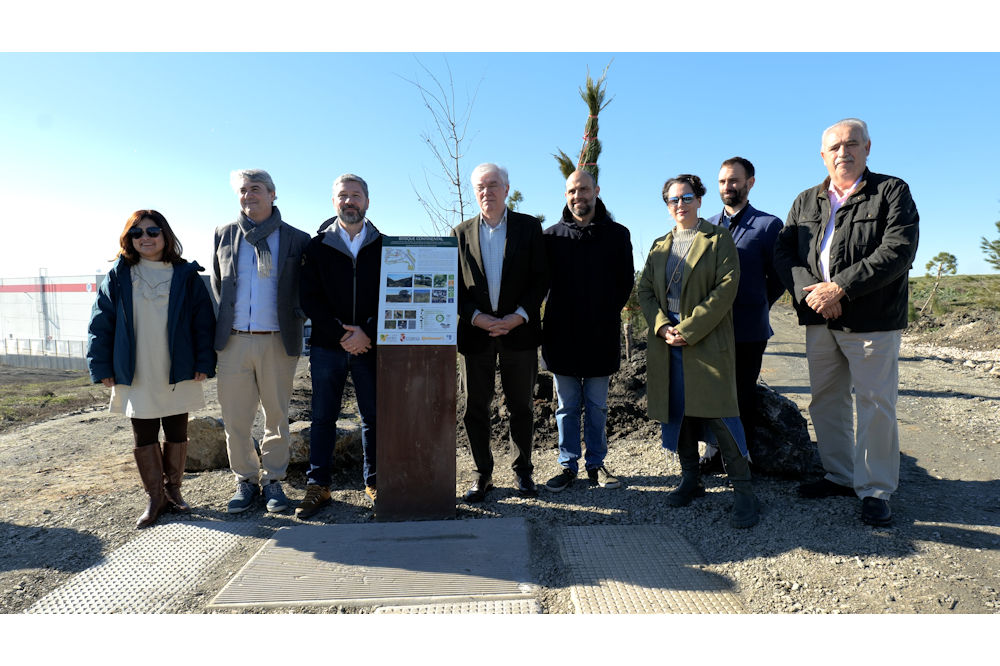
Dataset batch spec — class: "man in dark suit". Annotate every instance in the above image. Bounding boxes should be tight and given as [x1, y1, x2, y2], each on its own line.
[703, 157, 784, 470]
[452, 163, 549, 502]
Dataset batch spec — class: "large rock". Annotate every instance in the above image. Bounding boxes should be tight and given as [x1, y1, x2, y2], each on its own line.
[747, 384, 822, 477]
[288, 420, 362, 466]
[185, 416, 362, 471]
[186, 416, 228, 471]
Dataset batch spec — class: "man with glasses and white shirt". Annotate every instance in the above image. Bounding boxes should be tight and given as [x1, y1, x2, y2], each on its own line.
[452, 163, 549, 503]
[774, 119, 919, 527]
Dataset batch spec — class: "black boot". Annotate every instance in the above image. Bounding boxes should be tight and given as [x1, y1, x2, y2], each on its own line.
[713, 425, 759, 528]
[666, 439, 705, 507]
[730, 480, 760, 529]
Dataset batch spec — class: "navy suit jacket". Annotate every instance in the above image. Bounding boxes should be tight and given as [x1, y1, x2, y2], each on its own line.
[708, 203, 784, 343]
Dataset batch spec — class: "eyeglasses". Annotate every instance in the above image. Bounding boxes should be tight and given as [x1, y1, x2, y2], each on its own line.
[129, 226, 162, 239]
[666, 194, 697, 208]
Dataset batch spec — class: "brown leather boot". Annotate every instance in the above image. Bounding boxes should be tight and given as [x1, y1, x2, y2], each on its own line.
[162, 440, 191, 512]
[134, 444, 169, 528]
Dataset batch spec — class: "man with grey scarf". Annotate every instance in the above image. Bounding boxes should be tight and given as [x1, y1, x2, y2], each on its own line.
[212, 169, 310, 514]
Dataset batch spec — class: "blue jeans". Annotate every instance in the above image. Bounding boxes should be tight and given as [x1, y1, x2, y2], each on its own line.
[308, 345, 377, 488]
[553, 374, 611, 473]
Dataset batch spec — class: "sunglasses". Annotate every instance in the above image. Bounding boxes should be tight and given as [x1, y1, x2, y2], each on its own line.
[129, 226, 162, 239]
[666, 194, 697, 208]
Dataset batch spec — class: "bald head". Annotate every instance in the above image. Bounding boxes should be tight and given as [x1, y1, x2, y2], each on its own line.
[565, 170, 600, 225]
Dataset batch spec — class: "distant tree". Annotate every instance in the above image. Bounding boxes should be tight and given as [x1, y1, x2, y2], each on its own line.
[401, 57, 481, 235]
[506, 190, 524, 212]
[981, 219, 1000, 271]
[554, 62, 614, 183]
[920, 251, 958, 315]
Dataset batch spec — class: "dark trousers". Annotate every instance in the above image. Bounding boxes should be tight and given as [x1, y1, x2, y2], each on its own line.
[308, 345, 377, 488]
[735, 340, 768, 446]
[131, 414, 188, 447]
[461, 340, 537, 481]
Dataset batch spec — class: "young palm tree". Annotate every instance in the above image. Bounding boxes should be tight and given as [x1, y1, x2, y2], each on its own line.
[554, 62, 613, 182]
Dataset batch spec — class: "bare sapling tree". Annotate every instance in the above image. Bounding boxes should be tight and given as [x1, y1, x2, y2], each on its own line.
[920, 251, 958, 315]
[554, 61, 614, 182]
[401, 57, 482, 236]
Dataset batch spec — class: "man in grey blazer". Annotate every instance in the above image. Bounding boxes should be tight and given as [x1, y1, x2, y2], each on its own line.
[212, 169, 310, 514]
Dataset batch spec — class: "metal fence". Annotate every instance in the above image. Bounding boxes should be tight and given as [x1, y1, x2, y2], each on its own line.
[0, 338, 88, 371]
[3, 338, 87, 358]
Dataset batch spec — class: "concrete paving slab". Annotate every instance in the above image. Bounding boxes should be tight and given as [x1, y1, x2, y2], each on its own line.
[558, 524, 745, 613]
[374, 599, 541, 614]
[211, 517, 536, 609]
[27, 521, 258, 614]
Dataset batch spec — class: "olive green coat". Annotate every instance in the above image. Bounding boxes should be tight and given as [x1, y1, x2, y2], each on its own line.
[637, 218, 741, 422]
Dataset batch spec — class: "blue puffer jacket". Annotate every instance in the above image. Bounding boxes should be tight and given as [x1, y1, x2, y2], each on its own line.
[87, 258, 217, 385]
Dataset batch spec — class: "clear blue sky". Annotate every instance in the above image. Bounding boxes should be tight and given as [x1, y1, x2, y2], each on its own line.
[2, 39, 998, 281]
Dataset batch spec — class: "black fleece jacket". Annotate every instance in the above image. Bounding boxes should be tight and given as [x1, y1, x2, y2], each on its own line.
[300, 218, 383, 352]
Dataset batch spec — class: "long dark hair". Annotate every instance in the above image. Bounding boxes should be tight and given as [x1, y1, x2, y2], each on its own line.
[116, 209, 185, 266]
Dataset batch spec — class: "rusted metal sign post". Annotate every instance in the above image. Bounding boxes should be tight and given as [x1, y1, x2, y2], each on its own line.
[374, 237, 458, 521]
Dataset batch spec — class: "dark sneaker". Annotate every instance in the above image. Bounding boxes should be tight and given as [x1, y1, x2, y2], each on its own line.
[861, 497, 892, 527]
[263, 481, 289, 513]
[544, 469, 576, 493]
[588, 465, 621, 489]
[227, 481, 259, 513]
[295, 484, 332, 520]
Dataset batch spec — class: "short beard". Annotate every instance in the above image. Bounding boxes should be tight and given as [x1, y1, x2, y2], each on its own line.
[721, 188, 748, 208]
[338, 206, 366, 225]
[571, 202, 593, 219]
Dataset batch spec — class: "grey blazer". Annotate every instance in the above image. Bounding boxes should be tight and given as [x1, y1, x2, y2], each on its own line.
[212, 216, 311, 356]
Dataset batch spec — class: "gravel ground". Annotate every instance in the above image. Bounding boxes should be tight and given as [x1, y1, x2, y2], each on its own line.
[2, 305, 999, 620]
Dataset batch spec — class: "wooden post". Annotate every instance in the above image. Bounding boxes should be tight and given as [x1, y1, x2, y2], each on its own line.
[375, 345, 457, 521]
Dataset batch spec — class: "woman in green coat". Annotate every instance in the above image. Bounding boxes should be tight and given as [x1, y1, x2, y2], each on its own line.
[637, 174, 759, 528]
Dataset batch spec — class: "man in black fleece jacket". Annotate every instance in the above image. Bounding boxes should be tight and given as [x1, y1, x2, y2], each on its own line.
[541, 170, 634, 493]
[297, 173, 383, 519]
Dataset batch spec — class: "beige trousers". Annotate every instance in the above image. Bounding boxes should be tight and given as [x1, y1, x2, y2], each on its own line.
[805, 326, 901, 500]
[217, 333, 298, 484]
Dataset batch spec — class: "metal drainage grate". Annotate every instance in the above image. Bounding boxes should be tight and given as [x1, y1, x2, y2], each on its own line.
[212, 517, 535, 609]
[27, 521, 258, 614]
[374, 599, 541, 614]
[558, 524, 745, 614]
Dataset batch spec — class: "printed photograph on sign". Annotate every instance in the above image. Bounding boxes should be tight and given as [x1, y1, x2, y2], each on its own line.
[386, 289, 411, 303]
[386, 274, 412, 288]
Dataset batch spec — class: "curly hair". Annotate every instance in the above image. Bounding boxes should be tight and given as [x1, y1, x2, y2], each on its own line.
[661, 173, 706, 203]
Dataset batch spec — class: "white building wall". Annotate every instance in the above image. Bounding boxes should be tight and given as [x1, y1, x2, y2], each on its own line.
[0, 274, 102, 344]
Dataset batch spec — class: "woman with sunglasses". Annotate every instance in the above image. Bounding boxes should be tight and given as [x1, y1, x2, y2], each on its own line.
[87, 210, 216, 528]
[637, 174, 759, 528]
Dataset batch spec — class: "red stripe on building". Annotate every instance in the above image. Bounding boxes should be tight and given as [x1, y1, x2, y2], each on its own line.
[0, 283, 98, 293]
